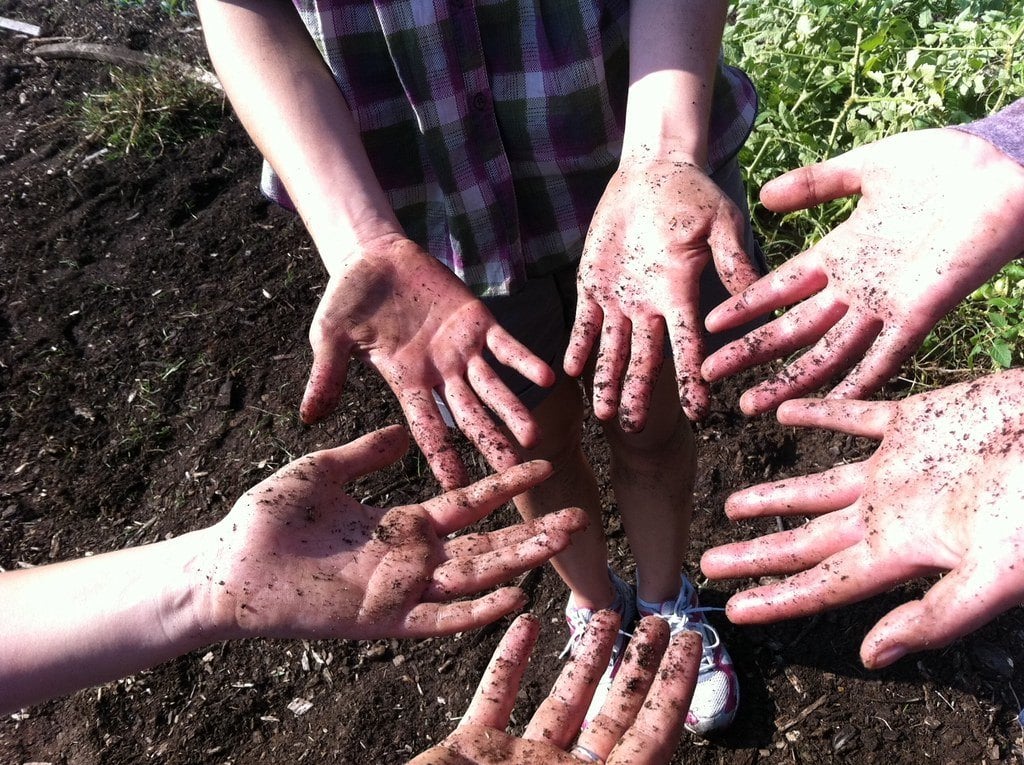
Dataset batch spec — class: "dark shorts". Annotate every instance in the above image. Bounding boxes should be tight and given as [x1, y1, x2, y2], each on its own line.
[482, 158, 768, 410]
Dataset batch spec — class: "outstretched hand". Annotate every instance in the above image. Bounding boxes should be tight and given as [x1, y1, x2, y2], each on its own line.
[702, 128, 1024, 414]
[701, 370, 1024, 668]
[300, 234, 556, 489]
[565, 158, 759, 428]
[409, 611, 702, 765]
[200, 425, 587, 641]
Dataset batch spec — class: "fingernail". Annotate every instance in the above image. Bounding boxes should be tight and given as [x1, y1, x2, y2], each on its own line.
[871, 645, 906, 667]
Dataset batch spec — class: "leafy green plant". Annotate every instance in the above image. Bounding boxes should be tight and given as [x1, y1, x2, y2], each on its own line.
[77, 67, 223, 157]
[725, 0, 1024, 375]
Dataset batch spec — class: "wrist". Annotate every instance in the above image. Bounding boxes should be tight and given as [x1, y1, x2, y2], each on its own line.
[171, 526, 243, 646]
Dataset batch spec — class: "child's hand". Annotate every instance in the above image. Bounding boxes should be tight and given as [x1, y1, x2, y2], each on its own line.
[299, 234, 555, 490]
[701, 370, 1024, 668]
[702, 128, 1024, 414]
[565, 158, 758, 428]
[199, 425, 586, 641]
[408, 612, 701, 765]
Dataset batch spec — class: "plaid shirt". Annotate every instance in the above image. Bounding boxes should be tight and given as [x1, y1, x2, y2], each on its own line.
[262, 0, 758, 296]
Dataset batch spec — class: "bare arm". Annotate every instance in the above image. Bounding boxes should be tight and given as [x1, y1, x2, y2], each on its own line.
[196, 0, 399, 270]
[196, 1, 554, 487]
[0, 427, 586, 715]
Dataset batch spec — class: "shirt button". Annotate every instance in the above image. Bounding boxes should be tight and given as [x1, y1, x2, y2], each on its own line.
[472, 92, 488, 111]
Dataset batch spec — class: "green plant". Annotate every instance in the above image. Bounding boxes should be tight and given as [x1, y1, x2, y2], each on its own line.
[919, 261, 1024, 372]
[725, 0, 1024, 375]
[726, 0, 1024, 258]
[77, 67, 223, 157]
[114, 0, 193, 16]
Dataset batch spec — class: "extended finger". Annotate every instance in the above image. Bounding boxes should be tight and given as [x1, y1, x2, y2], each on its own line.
[565, 297, 603, 378]
[423, 459, 555, 535]
[487, 323, 557, 389]
[398, 387, 471, 490]
[607, 629, 700, 764]
[703, 291, 846, 382]
[425, 524, 579, 600]
[591, 313, 631, 421]
[708, 203, 761, 294]
[759, 151, 864, 213]
[466, 356, 540, 449]
[310, 424, 410, 485]
[575, 617, 670, 760]
[723, 461, 867, 520]
[444, 507, 588, 558]
[723, 542, 916, 624]
[827, 321, 927, 401]
[618, 316, 666, 433]
[440, 375, 520, 473]
[523, 610, 619, 747]
[738, 311, 881, 415]
[861, 560, 1024, 669]
[776, 397, 895, 439]
[401, 587, 528, 638]
[704, 256, 825, 334]
[300, 334, 354, 425]
[667, 301, 709, 420]
[701, 507, 860, 580]
[458, 613, 541, 729]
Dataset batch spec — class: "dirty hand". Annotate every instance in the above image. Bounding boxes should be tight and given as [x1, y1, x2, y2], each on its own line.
[702, 128, 1024, 415]
[700, 370, 1024, 668]
[200, 425, 587, 641]
[565, 158, 758, 428]
[408, 611, 701, 765]
[300, 234, 555, 489]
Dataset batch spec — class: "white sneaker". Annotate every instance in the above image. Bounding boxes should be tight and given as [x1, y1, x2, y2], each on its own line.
[638, 575, 739, 735]
[561, 570, 638, 729]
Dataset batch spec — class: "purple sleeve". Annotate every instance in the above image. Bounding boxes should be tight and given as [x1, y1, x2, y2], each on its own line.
[952, 98, 1024, 167]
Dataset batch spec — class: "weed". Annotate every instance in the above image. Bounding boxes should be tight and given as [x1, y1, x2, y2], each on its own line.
[114, 0, 193, 16]
[77, 67, 223, 157]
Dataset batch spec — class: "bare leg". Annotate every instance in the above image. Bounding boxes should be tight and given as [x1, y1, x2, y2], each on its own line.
[512, 374, 614, 610]
[601, 361, 695, 604]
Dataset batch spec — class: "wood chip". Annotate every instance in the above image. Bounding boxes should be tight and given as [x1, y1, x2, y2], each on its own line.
[0, 16, 42, 36]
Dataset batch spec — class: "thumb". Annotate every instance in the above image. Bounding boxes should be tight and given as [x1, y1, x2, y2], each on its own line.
[860, 560, 1021, 668]
[708, 200, 760, 295]
[760, 149, 865, 213]
[299, 330, 352, 424]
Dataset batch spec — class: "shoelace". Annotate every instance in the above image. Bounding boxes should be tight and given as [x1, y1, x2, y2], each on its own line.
[655, 604, 724, 673]
[559, 608, 634, 660]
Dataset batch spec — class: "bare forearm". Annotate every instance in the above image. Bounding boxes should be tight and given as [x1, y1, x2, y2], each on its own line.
[0, 530, 218, 714]
[624, 0, 728, 164]
[196, 0, 401, 274]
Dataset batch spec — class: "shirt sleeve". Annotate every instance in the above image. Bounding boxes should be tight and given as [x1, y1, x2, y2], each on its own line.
[951, 97, 1024, 168]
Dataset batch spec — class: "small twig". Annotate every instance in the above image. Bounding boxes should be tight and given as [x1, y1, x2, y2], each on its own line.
[775, 692, 829, 732]
[29, 41, 221, 91]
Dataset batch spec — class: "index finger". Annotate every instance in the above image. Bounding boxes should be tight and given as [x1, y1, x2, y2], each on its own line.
[397, 386, 471, 490]
[458, 613, 541, 730]
[422, 459, 555, 535]
[607, 630, 701, 764]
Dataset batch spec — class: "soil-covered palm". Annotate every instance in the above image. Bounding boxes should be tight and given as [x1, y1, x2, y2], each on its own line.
[2, 3, 1023, 763]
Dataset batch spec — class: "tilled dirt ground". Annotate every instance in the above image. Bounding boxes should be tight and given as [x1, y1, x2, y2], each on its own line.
[3, 3, 1024, 763]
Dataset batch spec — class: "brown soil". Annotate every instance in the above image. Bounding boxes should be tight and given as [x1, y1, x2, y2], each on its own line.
[2, 3, 1023, 764]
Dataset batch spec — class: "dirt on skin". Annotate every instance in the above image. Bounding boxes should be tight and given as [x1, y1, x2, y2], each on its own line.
[3, 3, 1024, 763]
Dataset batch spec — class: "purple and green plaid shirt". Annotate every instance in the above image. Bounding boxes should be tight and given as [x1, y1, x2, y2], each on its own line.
[262, 0, 758, 296]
